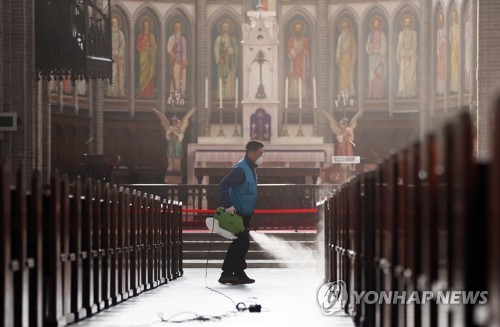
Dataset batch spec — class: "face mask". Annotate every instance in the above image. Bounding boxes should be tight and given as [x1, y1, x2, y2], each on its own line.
[254, 156, 263, 166]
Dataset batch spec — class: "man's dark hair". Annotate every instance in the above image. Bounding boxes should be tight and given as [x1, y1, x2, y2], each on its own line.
[245, 140, 265, 153]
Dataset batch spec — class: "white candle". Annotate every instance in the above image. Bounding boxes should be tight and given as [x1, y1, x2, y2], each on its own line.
[350, 98, 354, 106]
[299, 78, 302, 108]
[235, 77, 239, 108]
[219, 78, 223, 108]
[313, 77, 317, 108]
[205, 77, 208, 108]
[285, 77, 288, 109]
[343, 91, 346, 106]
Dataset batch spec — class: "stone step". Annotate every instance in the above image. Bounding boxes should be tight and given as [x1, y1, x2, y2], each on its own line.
[183, 240, 317, 252]
[181, 231, 320, 268]
[182, 231, 318, 242]
[183, 259, 318, 269]
[184, 249, 276, 260]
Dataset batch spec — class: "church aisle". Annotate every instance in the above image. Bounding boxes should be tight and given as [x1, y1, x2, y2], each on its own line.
[74, 268, 354, 327]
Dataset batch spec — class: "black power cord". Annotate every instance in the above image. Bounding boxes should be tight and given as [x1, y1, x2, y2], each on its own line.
[157, 217, 263, 324]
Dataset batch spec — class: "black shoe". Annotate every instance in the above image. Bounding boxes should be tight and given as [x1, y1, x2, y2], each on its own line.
[218, 273, 242, 285]
[234, 271, 255, 284]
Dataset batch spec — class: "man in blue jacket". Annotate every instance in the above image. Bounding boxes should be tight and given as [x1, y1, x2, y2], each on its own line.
[218, 140, 264, 284]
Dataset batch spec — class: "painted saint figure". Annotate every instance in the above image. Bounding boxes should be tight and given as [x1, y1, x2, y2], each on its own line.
[167, 21, 188, 105]
[287, 20, 310, 101]
[396, 15, 418, 98]
[449, 9, 460, 93]
[366, 17, 387, 99]
[436, 12, 446, 95]
[107, 16, 126, 97]
[464, 4, 472, 92]
[336, 18, 357, 97]
[214, 20, 239, 100]
[137, 17, 157, 98]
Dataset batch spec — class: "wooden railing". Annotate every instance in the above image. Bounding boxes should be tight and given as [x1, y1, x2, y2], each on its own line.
[323, 105, 500, 326]
[0, 167, 183, 326]
[125, 184, 337, 230]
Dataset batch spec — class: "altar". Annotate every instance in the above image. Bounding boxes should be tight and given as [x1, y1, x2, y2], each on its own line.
[187, 143, 332, 184]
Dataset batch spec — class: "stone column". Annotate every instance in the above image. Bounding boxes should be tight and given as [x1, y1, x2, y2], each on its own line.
[419, 0, 432, 137]
[89, 79, 104, 155]
[41, 81, 51, 185]
[5, 0, 36, 177]
[314, 0, 330, 141]
[477, 0, 500, 160]
[196, 0, 210, 137]
[129, 20, 135, 118]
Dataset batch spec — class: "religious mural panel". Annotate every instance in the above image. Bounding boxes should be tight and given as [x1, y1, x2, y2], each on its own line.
[106, 12, 128, 98]
[251, 0, 276, 11]
[365, 15, 388, 100]
[396, 13, 419, 99]
[436, 8, 445, 96]
[135, 14, 158, 99]
[166, 18, 189, 106]
[449, 5, 460, 94]
[212, 18, 240, 102]
[285, 18, 311, 104]
[335, 16, 357, 99]
[464, 0, 473, 94]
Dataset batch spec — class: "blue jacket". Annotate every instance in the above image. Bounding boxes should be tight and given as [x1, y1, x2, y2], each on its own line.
[218, 157, 258, 215]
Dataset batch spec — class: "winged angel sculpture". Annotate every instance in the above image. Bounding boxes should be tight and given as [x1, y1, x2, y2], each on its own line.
[318, 108, 363, 157]
[151, 107, 196, 173]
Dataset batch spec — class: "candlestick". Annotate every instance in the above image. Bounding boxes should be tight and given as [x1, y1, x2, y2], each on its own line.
[285, 77, 288, 109]
[298, 78, 302, 108]
[205, 77, 208, 108]
[235, 77, 239, 108]
[219, 78, 223, 108]
[313, 77, 317, 108]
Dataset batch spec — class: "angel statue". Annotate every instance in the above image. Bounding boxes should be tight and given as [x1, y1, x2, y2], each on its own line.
[318, 108, 363, 157]
[151, 107, 196, 173]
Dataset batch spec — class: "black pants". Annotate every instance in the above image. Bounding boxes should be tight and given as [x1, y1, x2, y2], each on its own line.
[222, 215, 251, 273]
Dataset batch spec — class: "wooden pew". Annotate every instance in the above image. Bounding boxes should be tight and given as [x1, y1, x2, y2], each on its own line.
[129, 189, 141, 295]
[141, 193, 151, 290]
[0, 161, 13, 327]
[360, 171, 376, 327]
[11, 168, 30, 326]
[0, 162, 185, 326]
[118, 187, 130, 300]
[160, 199, 169, 284]
[28, 171, 44, 327]
[446, 113, 488, 326]
[109, 185, 120, 304]
[45, 174, 65, 326]
[100, 183, 112, 308]
[69, 177, 86, 320]
[490, 98, 500, 327]
[166, 200, 173, 281]
[373, 163, 385, 327]
[92, 180, 105, 311]
[82, 178, 97, 315]
[395, 150, 409, 326]
[404, 142, 423, 327]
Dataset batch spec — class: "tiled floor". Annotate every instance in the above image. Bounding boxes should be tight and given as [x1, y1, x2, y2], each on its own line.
[74, 268, 355, 327]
